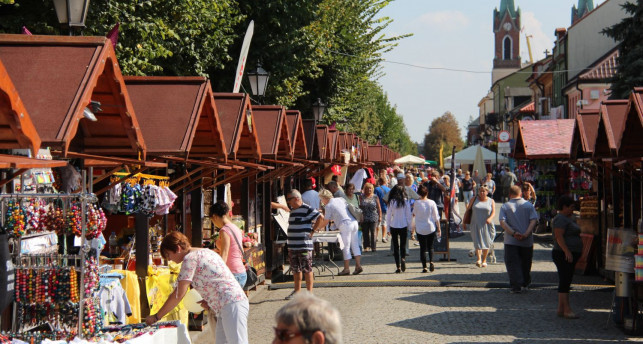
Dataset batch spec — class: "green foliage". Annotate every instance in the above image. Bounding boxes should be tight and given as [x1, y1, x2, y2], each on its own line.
[0, 0, 414, 154]
[602, 0, 643, 99]
[422, 111, 464, 161]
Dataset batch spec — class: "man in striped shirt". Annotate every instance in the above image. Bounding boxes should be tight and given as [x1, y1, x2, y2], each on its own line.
[284, 189, 322, 300]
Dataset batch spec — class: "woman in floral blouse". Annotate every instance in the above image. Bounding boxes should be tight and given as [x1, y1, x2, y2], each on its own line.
[146, 231, 249, 344]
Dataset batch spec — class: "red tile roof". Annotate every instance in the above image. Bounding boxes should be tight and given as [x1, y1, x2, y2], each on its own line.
[593, 99, 628, 158]
[520, 101, 535, 113]
[579, 48, 619, 81]
[515, 119, 575, 159]
[0, 34, 146, 157]
[0, 58, 40, 156]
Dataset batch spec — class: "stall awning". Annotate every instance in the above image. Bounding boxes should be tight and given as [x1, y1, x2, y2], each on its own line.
[514, 119, 575, 159]
[0, 58, 40, 156]
[571, 109, 600, 159]
[0, 154, 67, 169]
[593, 100, 628, 158]
[0, 34, 146, 157]
[212, 93, 261, 160]
[618, 87, 643, 158]
[125, 77, 226, 159]
[286, 110, 308, 159]
[252, 105, 292, 160]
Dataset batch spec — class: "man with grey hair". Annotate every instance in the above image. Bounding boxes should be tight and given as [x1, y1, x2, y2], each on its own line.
[284, 189, 323, 300]
[326, 180, 345, 198]
[273, 292, 342, 344]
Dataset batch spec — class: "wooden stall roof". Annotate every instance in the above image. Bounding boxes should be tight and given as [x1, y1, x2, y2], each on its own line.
[571, 109, 600, 159]
[124, 76, 226, 159]
[0, 58, 40, 156]
[593, 99, 628, 158]
[0, 154, 67, 169]
[619, 87, 643, 158]
[302, 119, 317, 160]
[327, 128, 339, 162]
[360, 139, 369, 162]
[285, 110, 308, 159]
[514, 119, 575, 159]
[252, 105, 291, 159]
[0, 34, 146, 157]
[212, 93, 261, 160]
[315, 125, 328, 161]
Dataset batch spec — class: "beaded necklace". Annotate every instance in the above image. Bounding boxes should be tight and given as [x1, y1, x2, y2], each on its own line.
[5, 199, 26, 237]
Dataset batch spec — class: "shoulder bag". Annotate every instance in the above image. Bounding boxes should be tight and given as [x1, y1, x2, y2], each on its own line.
[463, 198, 475, 225]
[346, 200, 364, 222]
[230, 228, 258, 291]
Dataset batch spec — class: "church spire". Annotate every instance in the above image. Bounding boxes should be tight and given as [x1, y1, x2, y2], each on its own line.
[571, 0, 595, 25]
[498, 0, 517, 19]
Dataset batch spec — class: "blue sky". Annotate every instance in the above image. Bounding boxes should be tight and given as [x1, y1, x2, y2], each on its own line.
[377, 0, 606, 142]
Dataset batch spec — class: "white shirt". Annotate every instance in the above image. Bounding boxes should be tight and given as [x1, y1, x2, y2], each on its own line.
[301, 189, 320, 210]
[385, 200, 413, 229]
[350, 169, 367, 191]
[412, 199, 440, 235]
[324, 197, 354, 227]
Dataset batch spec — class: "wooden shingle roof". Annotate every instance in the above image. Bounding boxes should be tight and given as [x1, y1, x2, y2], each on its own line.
[212, 93, 261, 160]
[285, 110, 308, 159]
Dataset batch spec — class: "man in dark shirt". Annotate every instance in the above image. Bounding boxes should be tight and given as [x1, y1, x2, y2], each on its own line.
[423, 171, 446, 219]
[284, 189, 323, 299]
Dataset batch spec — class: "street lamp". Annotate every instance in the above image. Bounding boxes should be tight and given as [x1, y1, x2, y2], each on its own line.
[52, 0, 90, 35]
[247, 63, 269, 103]
[312, 98, 326, 123]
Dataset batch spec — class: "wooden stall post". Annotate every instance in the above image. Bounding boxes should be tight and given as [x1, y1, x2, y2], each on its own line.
[191, 188, 203, 247]
[135, 213, 150, 317]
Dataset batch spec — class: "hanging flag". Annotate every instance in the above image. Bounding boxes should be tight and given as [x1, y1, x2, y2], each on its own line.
[21, 26, 32, 35]
[106, 23, 120, 49]
[438, 142, 444, 169]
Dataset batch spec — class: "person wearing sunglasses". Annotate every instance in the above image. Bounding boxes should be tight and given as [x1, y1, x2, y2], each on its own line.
[273, 292, 342, 344]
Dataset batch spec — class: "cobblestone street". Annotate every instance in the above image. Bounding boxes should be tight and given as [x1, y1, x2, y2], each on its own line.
[242, 203, 643, 343]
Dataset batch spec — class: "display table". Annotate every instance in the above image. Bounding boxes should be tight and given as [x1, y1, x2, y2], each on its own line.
[124, 324, 191, 344]
[312, 231, 344, 278]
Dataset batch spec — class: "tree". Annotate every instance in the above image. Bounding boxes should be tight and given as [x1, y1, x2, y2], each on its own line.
[0, 0, 244, 76]
[602, 0, 643, 99]
[422, 112, 464, 161]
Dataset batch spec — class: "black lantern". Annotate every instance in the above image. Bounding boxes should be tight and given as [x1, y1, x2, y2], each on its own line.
[312, 98, 326, 123]
[53, 0, 90, 34]
[247, 63, 269, 102]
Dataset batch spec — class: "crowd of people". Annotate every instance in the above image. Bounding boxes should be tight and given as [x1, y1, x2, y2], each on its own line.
[137, 163, 586, 344]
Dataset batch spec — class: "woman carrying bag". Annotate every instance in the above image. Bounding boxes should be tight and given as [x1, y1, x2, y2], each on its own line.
[211, 201, 247, 288]
[467, 186, 496, 267]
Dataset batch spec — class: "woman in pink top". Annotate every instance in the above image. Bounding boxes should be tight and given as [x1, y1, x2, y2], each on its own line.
[211, 201, 247, 288]
[146, 231, 248, 344]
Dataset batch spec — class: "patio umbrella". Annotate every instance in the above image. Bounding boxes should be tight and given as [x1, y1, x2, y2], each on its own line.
[394, 154, 426, 165]
[472, 145, 487, 177]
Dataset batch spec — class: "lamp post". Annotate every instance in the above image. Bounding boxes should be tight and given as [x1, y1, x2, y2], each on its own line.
[312, 98, 326, 124]
[52, 0, 90, 35]
[247, 63, 270, 104]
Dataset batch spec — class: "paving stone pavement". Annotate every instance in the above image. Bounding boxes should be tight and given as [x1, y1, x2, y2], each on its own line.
[242, 202, 643, 342]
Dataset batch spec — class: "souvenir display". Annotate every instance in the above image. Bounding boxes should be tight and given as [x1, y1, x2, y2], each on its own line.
[102, 175, 175, 217]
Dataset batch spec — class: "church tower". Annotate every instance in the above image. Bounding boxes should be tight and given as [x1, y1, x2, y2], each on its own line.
[571, 0, 594, 25]
[492, 0, 521, 84]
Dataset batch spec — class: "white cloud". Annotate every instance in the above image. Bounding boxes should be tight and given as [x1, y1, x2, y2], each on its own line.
[520, 11, 556, 63]
[414, 10, 470, 31]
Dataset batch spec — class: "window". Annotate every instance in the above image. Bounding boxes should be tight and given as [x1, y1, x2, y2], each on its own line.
[503, 36, 512, 60]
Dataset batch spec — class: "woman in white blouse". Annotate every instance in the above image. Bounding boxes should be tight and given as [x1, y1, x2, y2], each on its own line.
[385, 185, 413, 273]
[412, 185, 441, 273]
[318, 190, 363, 276]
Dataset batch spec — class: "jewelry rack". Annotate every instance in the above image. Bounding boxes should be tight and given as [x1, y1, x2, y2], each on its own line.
[0, 189, 100, 339]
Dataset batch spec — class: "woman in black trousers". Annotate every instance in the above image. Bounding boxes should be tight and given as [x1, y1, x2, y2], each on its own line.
[552, 195, 583, 319]
[385, 185, 413, 273]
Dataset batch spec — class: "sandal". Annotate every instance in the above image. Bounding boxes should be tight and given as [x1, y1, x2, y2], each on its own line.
[338, 270, 350, 276]
[476, 261, 481, 267]
[481, 262, 487, 268]
[353, 267, 363, 275]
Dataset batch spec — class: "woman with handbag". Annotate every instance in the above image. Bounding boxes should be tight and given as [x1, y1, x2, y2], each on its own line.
[360, 182, 382, 252]
[467, 186, 496, 267]
[318, 190, 363, 276]
[211, 201, 247, 288]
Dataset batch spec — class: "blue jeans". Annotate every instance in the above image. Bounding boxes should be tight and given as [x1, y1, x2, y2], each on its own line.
[463, 191, 474, 205]
[233, 272, 247, 288]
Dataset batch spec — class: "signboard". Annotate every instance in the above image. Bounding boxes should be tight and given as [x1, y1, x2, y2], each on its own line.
[498, 141, 511, 154]
[605, 227, 637, 273]
[232, 21, 254, 93]
[498, 130, 510, 142]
